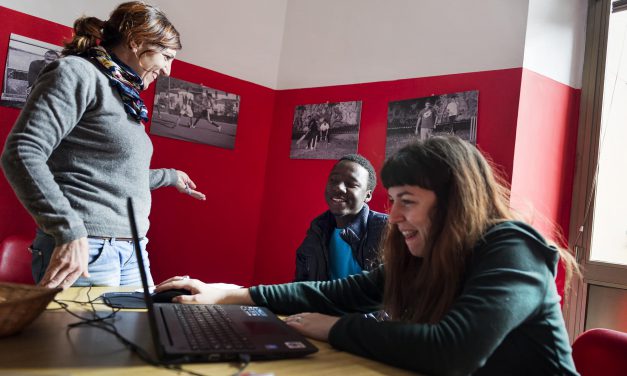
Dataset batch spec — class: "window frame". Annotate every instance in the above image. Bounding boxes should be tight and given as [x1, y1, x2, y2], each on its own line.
[564, 0, 627, 339]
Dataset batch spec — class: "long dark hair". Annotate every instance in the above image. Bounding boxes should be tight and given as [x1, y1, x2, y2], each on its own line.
[380, 136, 578, 323]
[62, 1, 181, 56]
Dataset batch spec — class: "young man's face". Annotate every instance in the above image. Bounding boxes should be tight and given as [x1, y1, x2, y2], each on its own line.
[325, 160, 372, 228]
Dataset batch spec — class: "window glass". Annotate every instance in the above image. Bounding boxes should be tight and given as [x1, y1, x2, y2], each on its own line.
[590, 9, 627, 265]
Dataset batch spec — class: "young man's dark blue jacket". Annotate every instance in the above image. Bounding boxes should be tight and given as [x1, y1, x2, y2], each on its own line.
[294, 205, 388, 282]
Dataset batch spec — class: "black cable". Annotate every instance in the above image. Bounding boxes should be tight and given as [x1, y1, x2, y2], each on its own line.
[56, 300, 212, 375]
[52, 287, 255, 376]
[52, 286, 121, 322]
[232, 354, 251, 376]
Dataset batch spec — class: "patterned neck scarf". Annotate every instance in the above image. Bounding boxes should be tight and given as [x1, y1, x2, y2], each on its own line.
[85, 46, 148, 122]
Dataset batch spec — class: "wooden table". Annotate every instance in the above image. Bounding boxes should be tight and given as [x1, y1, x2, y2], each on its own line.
[0, 287, 414, 375]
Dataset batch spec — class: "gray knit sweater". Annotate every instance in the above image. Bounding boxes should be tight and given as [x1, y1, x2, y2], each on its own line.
[1, 56, 178, 244]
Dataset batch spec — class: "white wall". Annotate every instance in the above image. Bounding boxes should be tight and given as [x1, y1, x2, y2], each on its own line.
[276, 0, 530, 89]
[0, 0, 587, 89]
[522, 0, 587, 88]
[0, 0, 288, 89]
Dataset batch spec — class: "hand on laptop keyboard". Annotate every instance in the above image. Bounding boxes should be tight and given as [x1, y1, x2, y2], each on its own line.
[152, 288, 192, 303]
[155, 275, 253, 305]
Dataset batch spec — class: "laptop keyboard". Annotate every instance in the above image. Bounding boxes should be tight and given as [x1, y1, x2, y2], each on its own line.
[173, 305, 255, 351]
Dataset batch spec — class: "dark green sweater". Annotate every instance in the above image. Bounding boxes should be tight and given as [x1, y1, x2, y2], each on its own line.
[250, 221, 579, 375]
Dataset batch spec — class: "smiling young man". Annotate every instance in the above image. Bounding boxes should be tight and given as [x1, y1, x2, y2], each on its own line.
[294, 154, 388, 281]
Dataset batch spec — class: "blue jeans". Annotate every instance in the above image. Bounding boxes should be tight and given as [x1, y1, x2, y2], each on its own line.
[31, 229, 154, 286]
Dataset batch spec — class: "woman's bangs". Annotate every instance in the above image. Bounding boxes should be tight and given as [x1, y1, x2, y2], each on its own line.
[381, 151, 435, 191]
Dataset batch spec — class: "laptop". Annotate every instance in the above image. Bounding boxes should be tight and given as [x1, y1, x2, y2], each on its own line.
[126, 197, 318, 363]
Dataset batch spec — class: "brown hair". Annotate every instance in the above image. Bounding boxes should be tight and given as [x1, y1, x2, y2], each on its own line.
[380, 136, 579, 323]
[62, 1, 181, 56]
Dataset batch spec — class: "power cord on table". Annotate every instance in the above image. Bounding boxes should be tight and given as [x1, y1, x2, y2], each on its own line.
[52, 286, 251, 376]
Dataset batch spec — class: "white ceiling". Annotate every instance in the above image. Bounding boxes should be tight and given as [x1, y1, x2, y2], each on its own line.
[0, 0, 586, 89]
[0, 0, 288, 88]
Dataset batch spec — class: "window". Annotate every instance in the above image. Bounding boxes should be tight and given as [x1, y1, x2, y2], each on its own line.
[566, 0, 627, 338]
[589, 3, 627, 265]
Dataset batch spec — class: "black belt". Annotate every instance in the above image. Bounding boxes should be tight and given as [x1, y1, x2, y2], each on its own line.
[89, 236, 134, 241]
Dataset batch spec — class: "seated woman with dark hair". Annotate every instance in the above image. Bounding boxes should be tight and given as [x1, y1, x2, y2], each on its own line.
[156, 136, 579, 375]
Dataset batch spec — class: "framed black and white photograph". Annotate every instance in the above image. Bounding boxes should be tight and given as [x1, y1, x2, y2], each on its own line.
[150, 76, 240, 149]
[386, 90, 479, 157]
[1, 34, 62, 108]
[290, 100, 362, 160]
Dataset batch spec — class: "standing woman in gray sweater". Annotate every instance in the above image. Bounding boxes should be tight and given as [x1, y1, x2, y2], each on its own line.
[1, 1, 205, 289]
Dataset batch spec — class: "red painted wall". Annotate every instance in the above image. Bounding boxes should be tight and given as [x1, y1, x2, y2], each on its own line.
[0, 7, 72, 243]
[511, 68, 581, 294]
[0, 7, 581, 292]
[253, 69, 524, 284]
[145, 62, 275, 287]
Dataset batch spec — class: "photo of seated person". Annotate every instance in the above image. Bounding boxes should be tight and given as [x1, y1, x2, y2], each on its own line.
[294, 154, 388, 282]
[26, 49, 59, 96]
[156, 136, 580, 375]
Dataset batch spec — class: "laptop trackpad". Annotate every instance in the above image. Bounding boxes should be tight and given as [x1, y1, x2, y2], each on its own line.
[243, 321, 290, 335]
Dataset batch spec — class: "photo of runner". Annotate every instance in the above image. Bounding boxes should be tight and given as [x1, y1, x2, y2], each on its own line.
[150, 76, 240, 149]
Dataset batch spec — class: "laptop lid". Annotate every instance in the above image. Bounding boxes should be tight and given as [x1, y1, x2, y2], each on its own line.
[127, 197, 166, 359]
[126, 198, 317, 363]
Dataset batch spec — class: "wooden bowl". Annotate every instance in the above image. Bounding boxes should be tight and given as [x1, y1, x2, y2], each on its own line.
[0, 282, 62, 337]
